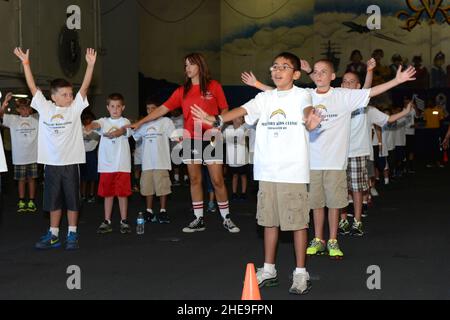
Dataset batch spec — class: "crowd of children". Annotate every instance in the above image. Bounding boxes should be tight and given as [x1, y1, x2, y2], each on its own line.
[1, 46, 444, 296]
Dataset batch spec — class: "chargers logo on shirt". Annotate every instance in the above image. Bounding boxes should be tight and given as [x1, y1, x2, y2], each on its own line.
[314, 105, 328, 113]
[270, 109, 287, 119]
[18, 121, 35, 137]
[51, 114, 65, 122]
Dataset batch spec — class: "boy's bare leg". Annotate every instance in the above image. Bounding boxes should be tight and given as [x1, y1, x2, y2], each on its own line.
[118, 197, 128, 220]
[241, 174, 248, 194]
[28, 178, 36, 200]
[328, 208, 340, 240]
[104, 197, 114, 221]
[18, 180, 26, 199]
[353, 191, 363, 221]
[146, 195, 154, 210]
[232, 174, 238, 194]
[294, 229, 308, 268]
[313, 208, 325, 240]
[264, 227, 279, 264]
[50, 210, 63, 228]
[160, 195, 167, 211]
[80, 181, 86, 198]
[88, 181, 96, 196]
[67, 210, 78, 227]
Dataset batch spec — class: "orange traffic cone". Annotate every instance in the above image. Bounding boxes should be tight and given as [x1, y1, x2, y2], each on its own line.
[241, 263, 261, 300]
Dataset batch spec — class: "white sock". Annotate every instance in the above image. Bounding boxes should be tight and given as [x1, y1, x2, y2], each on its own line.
[385, 177, 389, 184]
[295, 268, 307, 275]
[349, 199, 354, 204]
[146, 208, 153, 214]
[264, 263, 276, 274]
[363, 201, 368, 205]
[160, 209, 166, 213]
[105, 219, 111, 224]
[217, 201, 230, 220]
[50, 228, 59, 237]
[68, 226, 77, 234]
[193, 202, 204, 218]
[184, 175, 189, 181]
[174, 174, 179, 181]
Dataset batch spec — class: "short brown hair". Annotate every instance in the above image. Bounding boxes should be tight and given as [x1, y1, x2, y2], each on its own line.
[50, 79, 73, 95]
[107, 93, 125, 105]
[15, 98, 31, 108]
[314, 59, 335, 73]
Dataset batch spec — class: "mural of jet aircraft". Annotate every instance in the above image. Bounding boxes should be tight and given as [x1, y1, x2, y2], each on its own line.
[342, 21, 405, 45]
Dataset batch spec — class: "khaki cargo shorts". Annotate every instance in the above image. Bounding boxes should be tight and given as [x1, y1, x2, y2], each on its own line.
[140, 170, 172, 197]
[309, 170, 348, 209]
[256, 181, 310, 231]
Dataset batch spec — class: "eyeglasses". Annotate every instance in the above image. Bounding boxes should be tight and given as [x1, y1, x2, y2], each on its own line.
[270, 64, 295, 72]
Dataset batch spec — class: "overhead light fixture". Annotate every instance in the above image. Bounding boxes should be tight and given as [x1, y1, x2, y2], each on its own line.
[12, 94, 29, 98]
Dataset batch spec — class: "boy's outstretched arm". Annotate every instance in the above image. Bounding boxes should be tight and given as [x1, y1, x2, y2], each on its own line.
[241, 72, 274, 92]
[369, 65, 416, 98]
[191, 104, 248, 127]
[387, 102, 413, 123]
[303, 107, 323, 131]
[13, 48, 38, 96]
[79, 48, 97, 99]
[363, 58, 376, 89]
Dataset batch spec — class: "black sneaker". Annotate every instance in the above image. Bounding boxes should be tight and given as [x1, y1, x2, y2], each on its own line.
[97, 220, 112, 234]
[144, 212, 158, 224]
[362, 203, 369, 218]
[231, 193, 239, 202]
[158, 212, 171, 224]
[120, 220, 132, 234]
[239, 193, 248, 201]
[182, 217, 205, 233]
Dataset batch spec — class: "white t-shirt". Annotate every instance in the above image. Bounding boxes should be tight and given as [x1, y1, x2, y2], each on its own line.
[366, 107, 389, 161]
[394, 118, 407, 146]
[306, 88, 371, 170]
[31, 90, 88, 165]
[223, 125, 249, 167]
[384, 123, 396, 151]
[134, 140, 143, 165]
[82, 126, 100, 153]
[133, 117, 176, 171]
[405, 109, 416, 135]
[243, 86, 312, 184]
[0, 133, 7, 172]
[96, 117, 131, 173]
[244, 123, 257, 164]
[3, 114, 39, 165]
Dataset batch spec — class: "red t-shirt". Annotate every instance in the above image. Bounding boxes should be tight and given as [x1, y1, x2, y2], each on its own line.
[163, 80, 228, 140]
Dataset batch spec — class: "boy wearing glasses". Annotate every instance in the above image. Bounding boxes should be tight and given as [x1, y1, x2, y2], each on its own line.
[242, 59, 416, 259]
[191, 52, 323, 295]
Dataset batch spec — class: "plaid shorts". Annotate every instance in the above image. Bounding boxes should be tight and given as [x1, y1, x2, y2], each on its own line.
[14, 163, 39, 181]
[346, 156, 369, 192]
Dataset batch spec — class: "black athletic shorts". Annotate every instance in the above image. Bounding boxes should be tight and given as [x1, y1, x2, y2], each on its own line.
[43, 165, 80, 212]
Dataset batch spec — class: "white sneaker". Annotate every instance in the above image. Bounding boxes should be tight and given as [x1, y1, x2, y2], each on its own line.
[289, 271, 312, 295]
[256, 267, 278, 287]
[370, 187, 379, 197]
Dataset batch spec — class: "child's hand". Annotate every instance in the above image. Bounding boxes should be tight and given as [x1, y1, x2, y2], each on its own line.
[395, 65, 416, 84]
[125, 122, 140, 131]
[105, 128, 125, 139]
[1, 92, 13, 108]
[367, 58, 376, 72]
[241, 72, 257, 87]
[14, 47, 30, 64]
[85, 48, 97, 66]
[304, 108, 323, 131]
[300, 60, 312, 74]
[191, 104, 215, 126]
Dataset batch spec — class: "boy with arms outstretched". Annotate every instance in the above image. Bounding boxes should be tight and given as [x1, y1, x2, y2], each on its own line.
[14, 47, 97, 250]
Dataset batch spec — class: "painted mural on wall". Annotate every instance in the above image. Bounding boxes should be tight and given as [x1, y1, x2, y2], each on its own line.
[140, 0, 450, 88]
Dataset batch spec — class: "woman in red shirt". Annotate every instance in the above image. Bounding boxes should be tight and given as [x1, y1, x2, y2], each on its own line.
[131, 53, 240, 233]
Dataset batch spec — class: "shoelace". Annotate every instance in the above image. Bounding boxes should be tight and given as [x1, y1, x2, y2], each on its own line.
[328, 241, 339, 250]
[190, 218, 202, 228]
[310, 238, 322, 247]
[224, 219, 236, 229]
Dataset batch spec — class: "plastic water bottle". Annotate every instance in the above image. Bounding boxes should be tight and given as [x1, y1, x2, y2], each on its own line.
[136, 212, 145, 235]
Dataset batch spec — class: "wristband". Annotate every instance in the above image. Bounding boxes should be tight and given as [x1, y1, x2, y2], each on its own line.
[254, 80, 262, 89]
[22, 60, 29, 65]
[307, 70, 314, 75]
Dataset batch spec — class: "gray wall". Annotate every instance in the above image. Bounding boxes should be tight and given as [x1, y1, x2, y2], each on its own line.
[93, 0, 139, 120]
